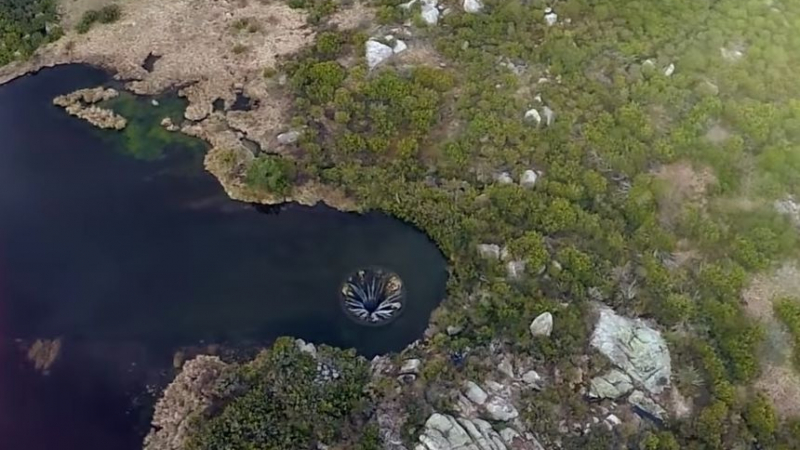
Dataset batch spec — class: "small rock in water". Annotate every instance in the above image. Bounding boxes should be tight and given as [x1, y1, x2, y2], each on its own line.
[151, 99, 159, 107]
[530, 312, 553, 337]
[544, 8, 558, 26]
[520, 169, 538, 187]
[366, 40, 394, 69]
[524, 108, 542, 126]
[277, 130, 301, 145]
[463, 0, 483, 13]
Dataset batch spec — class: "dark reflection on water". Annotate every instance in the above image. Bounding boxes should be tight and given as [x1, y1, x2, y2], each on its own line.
[0, 65, 447, 450]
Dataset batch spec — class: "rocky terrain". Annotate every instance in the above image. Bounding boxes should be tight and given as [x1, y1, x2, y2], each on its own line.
[52, 86, 127, 129]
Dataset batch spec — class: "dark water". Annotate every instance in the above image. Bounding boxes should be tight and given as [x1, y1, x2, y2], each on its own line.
[0, 65, 447, 450]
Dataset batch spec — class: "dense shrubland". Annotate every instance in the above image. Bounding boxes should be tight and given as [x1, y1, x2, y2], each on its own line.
[234, 0, 800, 447]
[0, 0, 60, 65]
[6, 0, 800, 447]
[186, 338, 372, 450]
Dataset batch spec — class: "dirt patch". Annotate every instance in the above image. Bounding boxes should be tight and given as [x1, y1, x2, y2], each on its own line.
[653, 161, 717, 227]
[743, 263, 800, 418]
[329, 1, 375, 30]
[705, 123, 731, 144]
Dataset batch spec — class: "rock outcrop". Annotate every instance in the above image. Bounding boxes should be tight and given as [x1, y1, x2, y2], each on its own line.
[53, 87, 127, 130]
[589, 369, 634, 399]
[590, 307, 671, 394]
[415, 413, 544, 450]
[143, 355, 228, 450]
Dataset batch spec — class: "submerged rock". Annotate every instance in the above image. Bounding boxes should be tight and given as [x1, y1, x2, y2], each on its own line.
[590, 307, 671, 394]
[529, 312, 553, 337]
[144, 356, 228, 450]
[367, 40, 394, 69]
[463, 0, 483, 13]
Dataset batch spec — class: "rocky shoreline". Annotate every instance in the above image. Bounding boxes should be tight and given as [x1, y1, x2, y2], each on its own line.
[0, 0, 368, 211]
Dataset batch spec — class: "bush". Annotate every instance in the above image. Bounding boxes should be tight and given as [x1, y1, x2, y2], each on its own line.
[245, 155, 296, 196]
[76, 4, 121, 34]
[187, 338, 371, 450]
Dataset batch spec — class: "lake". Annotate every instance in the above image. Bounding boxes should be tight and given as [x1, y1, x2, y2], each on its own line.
[0, 65, 447, 450]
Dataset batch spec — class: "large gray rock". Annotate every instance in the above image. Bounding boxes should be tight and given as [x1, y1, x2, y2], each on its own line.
[416, 413, 539, 450]
[529, 312, 553, 337]
[590, 307, 671, 394]
[524, 108, 541, 126]
[589, 369, 633, 399]
[521, 370, 543, 390]
[367, 40, 394, 69]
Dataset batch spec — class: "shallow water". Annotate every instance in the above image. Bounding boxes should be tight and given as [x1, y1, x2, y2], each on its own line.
[0, 65, 447, 450]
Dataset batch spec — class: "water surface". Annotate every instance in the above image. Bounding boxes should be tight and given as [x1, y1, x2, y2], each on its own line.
[0, 65, 447, 450]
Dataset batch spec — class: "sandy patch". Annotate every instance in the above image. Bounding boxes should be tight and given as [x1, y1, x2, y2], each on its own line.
[744, 263, 800, 418]
[653, 161, 716, 227]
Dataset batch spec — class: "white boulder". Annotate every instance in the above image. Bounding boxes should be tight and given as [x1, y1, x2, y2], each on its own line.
[367, 40, 394, 69]
[529, 312, 553, 337]
[544, 8, 557, 26]
[393, 39, 408, 54]
[463, 0, 483, 13]
[524, 108, 542, 125]
[464, 381, 489, 405]
[664, 63, 675, 77]
[421, 0, 440, 25]
[520, 169, 538, 187]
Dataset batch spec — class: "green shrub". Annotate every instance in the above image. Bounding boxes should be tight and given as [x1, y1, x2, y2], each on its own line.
[76, 4, 121, 34]
[775, 298, 800, 370]
[245, 155, 296, 196]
